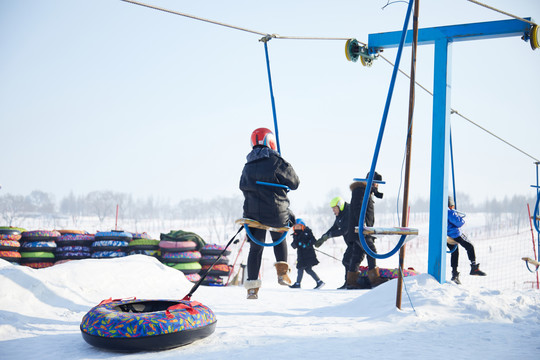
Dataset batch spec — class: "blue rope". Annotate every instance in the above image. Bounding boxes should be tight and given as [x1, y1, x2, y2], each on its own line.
[243, 224, 288, 247]
[357, 0, 414, 260]
[447, 127, 458, 255]
[263, 41, 281, 155]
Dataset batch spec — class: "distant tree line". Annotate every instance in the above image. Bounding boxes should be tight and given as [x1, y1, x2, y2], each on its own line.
[0, 190, 536, 230]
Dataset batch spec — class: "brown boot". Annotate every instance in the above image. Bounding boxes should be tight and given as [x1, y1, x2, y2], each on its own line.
[274, 262, 292, 286]
[367, 267, 388, 287]
[245, 279, 262, 299]
[346, 271, 360, 289]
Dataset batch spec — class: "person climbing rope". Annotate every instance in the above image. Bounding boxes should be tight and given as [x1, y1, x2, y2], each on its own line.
[447, 195, 487, 284]
[239, 127, 300, 299]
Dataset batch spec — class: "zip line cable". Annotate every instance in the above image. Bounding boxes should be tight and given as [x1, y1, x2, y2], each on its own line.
[121, 0, 539, 163]
[121, 0, 350, 40]
[465, 0, 537, 26]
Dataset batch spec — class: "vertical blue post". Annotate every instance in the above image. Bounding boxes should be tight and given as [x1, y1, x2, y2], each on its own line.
[427, 38, 452, 283]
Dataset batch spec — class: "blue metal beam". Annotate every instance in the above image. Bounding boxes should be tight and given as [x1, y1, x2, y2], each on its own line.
[368, 18, 532, 52]
[366, 18, 532, 284]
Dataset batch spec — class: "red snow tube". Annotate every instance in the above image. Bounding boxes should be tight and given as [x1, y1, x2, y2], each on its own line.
[80, 298, 216, 351]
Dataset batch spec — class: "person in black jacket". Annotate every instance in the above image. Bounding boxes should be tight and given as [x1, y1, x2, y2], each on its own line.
[347, 172, 386, 288]
[239, 127, 300, 299]
[289, 218, 325, 289]
[315, 196, 356, 289]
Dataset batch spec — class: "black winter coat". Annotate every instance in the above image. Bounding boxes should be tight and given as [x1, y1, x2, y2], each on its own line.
[291, 226, 319, 269]
[348, 182, 375, 238]
[323, 202, 356, 245]
[239, 146, 300, 228]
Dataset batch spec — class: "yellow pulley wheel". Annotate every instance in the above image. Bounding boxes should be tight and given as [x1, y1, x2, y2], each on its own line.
[345, 39, 356, 61]
[360, 55, 373, 67]
[530, 24, 539, 50]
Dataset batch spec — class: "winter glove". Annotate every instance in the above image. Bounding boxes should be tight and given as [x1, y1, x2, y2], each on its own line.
[315, 234, 329, 248]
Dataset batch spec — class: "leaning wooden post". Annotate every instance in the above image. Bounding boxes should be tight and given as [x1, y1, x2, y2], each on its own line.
[397, 0, 419, 309]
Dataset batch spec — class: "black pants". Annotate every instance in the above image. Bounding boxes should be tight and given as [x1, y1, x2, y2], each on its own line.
[447, 233, 476, 271]
[348, 236, 377, 271]
[247, 227, 288, 281]
[295, 266, 320, 283]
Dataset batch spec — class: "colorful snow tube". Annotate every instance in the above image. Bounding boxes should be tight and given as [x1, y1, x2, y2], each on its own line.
[165, 262, 202, 274]
[201, 264, 231, 277]
[161, 250, 201, 263]
[184, 273, 201, 283]
[80, 298, 217, 351]
[0, 227, 26, 240]
[19, 241, 57, 251]
[201, 275, 225, 286]
[200, 255, 229, 265]
[358, 266, 419, 279]
[0, 250, 21, 263]
[20, 251, 54, 268]
[21, 230, 61, 241]
[91, 250, 127, 258]
[55, 246, 92, 260]
[56, 234, 95, 246]
[159, 240, 197, 252]
[95, 231, 133, 241]
[57, 230, 88, 235]
[91, 240, 130, 251]
[0, 240, 20, 251]
[129, 238, 160, 251]
[200, 244, 231, 256]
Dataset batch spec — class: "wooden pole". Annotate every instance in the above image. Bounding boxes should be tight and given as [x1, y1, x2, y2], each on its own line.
[397, 0, 419, 309]
[115, 204, 119, 231]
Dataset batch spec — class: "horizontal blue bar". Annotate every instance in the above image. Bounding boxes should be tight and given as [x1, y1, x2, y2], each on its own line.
[256, 181, 290, 191]
[368, 18, 532, 51]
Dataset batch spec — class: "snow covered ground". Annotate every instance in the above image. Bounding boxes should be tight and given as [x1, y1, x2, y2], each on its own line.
[1, 252, 539, 360]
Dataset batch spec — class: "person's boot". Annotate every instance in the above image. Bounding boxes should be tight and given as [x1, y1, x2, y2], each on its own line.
[314, 280, 325, 289]
[346, 271, 361, 289]
[274, 262, 292, 286]
[367, 267, 388, 288]
[470, 263, 487, 276]
[289, 282, 301, 288]
[451, 270, 461, 285]
[245, 279, 261, 299]
[337, 269, 348, 289]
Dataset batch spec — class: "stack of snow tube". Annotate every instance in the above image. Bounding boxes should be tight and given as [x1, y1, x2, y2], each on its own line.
[199, 244, 232, 286]
[55, 230, 95, 264]
[159, 230, 207, 283]
[159, 240, 202, 283]
[91, 231, 132, 258]
[19, 230, 60, 269]
[80, 298, 217, 351]
[128, 232, 160, 257]
[0, 226, 25, 264]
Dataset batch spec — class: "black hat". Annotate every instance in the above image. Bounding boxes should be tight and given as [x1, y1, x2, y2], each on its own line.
[366, 171, 383, 181]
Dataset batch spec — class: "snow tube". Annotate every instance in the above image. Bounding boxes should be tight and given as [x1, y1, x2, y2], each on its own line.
[200, 244, 231, 256]
[0, 227, 26, 236]
[0, 233, 22, 241]
[57, 230, 88, 235]
[129, 238, 160, 251]
[161, 251, 201, 263]
[56, 234, 95, 246]
[200, 255, 229, 265]
[159, 240, 197, 252]
[20, 251, 55, 261]
[201, 275, 225, 286]
[21, 230, 61, 241]
[80, 298, 216, 351]
[95, 231, 133, 241]
[201, 264, 231, 277]
[131, 232, 151, 240]
[0, 240, 20, 251]
[91, 250, 127, 258]
[0, 250, 21, 263]
[55, 246, 92, 260]
[358, 266, 419, 279]
[91, 240, 130, 251]
[165, 262, 202, 274]
[19, 241, 57, 251]
[184, 273, 201, 283]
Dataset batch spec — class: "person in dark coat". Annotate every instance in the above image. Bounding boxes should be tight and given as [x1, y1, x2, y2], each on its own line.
[239, 127, 300, 299]
[347, 172, 386, 288]
[289, 218, 325, 289]
[315, 196, 356, 289]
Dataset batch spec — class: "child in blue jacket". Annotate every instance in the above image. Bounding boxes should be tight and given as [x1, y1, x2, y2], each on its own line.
[448, 196, 486, 284]
[290, 219, 325, 289]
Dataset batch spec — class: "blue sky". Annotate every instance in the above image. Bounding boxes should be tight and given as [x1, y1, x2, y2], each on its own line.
[1, 0, 539, 210]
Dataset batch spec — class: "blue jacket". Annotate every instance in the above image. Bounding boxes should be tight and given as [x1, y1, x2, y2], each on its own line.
[447, 208, 465, 238]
